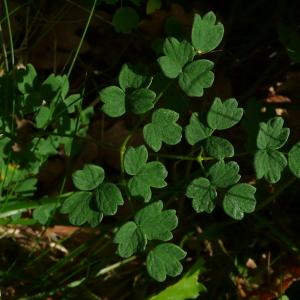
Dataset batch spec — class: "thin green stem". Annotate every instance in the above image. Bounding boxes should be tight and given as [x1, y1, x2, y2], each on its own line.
[96, 256, 137, 276]
[3, 0, 15, 66]
[67, 0, 97, 78]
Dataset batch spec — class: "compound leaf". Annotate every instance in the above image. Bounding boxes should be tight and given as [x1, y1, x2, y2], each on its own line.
[185, 113, 213, 145]
[257, 117, 290, 150]
[127, 88, 156, 114]
[207, 98, 243, 130]
[205, 136, 234, 160]
[288, 141, 300, 178]
[186, 177, 217, 213]
[114, 221, 147, 258]
[146, 243, 186, 282]
[208, 161, 241, 188]
[72, 164, 105, 191]
[223, 183, 256, 220]
[158, 38, 194, 79]
[124, 145, 148, 175]
[254, 149, 287, 183]
[191, 11, 224, 53]
[178, 60, 214, 97]
[128, 161, 167, 202]
[60, 191, 103, 227]
[95, 183, 124, 215]
[143, 108, 182, 152]
[118, 63, 152, 90]
[135, 201, 178, 241]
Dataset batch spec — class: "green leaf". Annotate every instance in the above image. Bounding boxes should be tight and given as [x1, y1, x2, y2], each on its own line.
[207, 97, 243, 130]
[146, 243, 186, 282]
[256, 117, 290, 150]
[157, 38, 194, 78]
[288, 141, 300, 178]
[112, 7, 139, 33]
[35, 106, 51, 128]
[114, 221, 147, 258]
[178, 60, 214, 97]
[128, 161, 167, 202]
[127, 88, 156, 114]
[33, 202, 56, 225]
[208, 161, 241, 188]
[118, 64, 153, 90]
[16, 64, 37, 94]
[61, 192, 103, 227]
[191, 11, 224, 53]
[205, 136, 234, 160]
[254, 149, 287, 183]
[147, 258, 207, 300]
[143, 108, 182, 152]
[95, 183, 124, 215]
[223, 183, 256, 220]
[186, 177, 217, 213]
[135, 201, 178, 240]
[72, 164, 105, 191]
[185, 113, 213, 145]
[146, 0, 161, 14]
[124, 145, 148, 175]
[100, 86, 126, 117]
[14, 178, 37, 196]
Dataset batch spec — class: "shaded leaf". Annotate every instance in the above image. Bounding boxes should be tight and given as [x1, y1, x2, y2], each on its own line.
[112, 7, 139, 33]
[114, 221, 147, 258]
[288, 141, 300, 178]
[60, 192, 103, 227]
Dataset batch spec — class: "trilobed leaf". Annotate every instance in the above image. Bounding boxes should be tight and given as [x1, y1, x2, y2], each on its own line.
[72, 164, 105, 191]
[254, 149, 287, 183]
[257, 117, 290, 150]
[135, 201, 178, 241]
[207, 97, 243, 130]
[186, 177, 217, 213]
[143, 109, 182, 152]
[178, 60, 214, 97]
[146, 243, 186, 282]
[191, 11, 224, 53]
